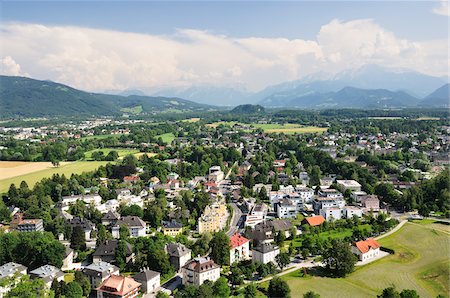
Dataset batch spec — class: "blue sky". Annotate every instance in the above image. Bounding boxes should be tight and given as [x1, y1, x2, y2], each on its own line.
[2, 1, 448, 39]
[1, 1, 448, 92]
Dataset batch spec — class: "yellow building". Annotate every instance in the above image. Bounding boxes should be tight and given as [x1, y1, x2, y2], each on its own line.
[197, 201, 229, 234]
[162, 220, 183, 237]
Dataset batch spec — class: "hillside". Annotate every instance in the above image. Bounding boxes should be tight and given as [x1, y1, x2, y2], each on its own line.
[263, 87, 420, 109]
[0, 76, 212, 118]
[418, 84, 449, 107]
[230, 104, 265, 114]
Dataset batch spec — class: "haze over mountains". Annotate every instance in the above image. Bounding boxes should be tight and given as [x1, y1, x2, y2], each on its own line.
[0, 64, 448, 118]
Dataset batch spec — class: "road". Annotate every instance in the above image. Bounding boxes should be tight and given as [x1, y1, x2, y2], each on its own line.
[226, 202, 243, 236]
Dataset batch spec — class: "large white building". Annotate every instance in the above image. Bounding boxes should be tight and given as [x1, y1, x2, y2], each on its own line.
[208, 166, 224, 182]
[111, 216, 146, 238]
[336, 180, 362, 192]
[245, 203, 268, 228]
[182, 257, 220, 287]
[252, 243, 280, 264]
[320, 207, 342, 221]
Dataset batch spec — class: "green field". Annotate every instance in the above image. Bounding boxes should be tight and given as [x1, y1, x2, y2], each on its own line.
[81, 133, 124, 140]
[263, 222, 449, 297]
[120, 105, 143, 115]
[0, 161, 108, 193]
[157, 133, 176, 143]
[84, 148, 140, 160]
[206, 122, 326, 134]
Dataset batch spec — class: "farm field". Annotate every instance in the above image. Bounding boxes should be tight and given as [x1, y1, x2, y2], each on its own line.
[206, 122, 327, 134]
[0, 161, 68, 180]
[84, 148, 140, 160]
[182, 117, 201, 122]
[262, 221, 449, 297]
[157, 133, 176, 143]
[0, 161, 108, 193]
[80, 133, 124, 140]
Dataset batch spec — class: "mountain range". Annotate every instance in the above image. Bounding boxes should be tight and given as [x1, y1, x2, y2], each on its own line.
[0, 76, 212, 118]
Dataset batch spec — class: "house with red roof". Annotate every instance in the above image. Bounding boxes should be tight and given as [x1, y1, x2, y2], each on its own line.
[351, 238, 381, 261]
[96, 275, 141, 298]
[229, 233, 250, 264]
[123, 175, 140, 184]
[303, 215, 325, 227]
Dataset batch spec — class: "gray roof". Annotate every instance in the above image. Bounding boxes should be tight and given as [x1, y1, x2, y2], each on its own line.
[114, 216, 146, 228]
[102, 210, 121, 221]
[162, 220, 182, 229]
[94, 240, 133, 257]
[134, 269, 160, 282]
[0, 262, 27, 279]
[83, 261, 119, 278]
[66, 217, 94, 230]
[29, 265, 64, 283]
[253, 243, 279, 254]
[165, 242, 191, 258]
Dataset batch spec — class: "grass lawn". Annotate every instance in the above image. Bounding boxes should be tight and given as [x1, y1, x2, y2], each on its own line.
[182, 117, 201, 123]
[84, 148, 140, 160]
[264, 222, 449, 297]
[81, 133, 124, 140]
[156, 133, 176, 144]
[0, 161, 108, 193]
[120, 105, 143, 115]
[205, 122, 326, 134]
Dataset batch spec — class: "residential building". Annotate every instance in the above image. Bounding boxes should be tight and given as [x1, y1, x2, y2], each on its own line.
[252, 243, 280, 264]
[276, 198, 298, 219]
[93, 240, 134, 265]
[245, 203, 267, 228]
[83, 261, 120, 288]
[344, 206, 363, 218]
[229, 233, 250, 264]
[61, 194, 102, 211]
[0, 262, 27, 298]
[208, 166, 224, 182]
[133, 269, 160, 294]
[303, 215, 325, 227]
[101, 210, 121, 226]
[320, 207, 342, 221]
[197, 201, 228, 233]
[111, 216, 146, 238]
[251, 220, 293, 245]
[336, 180, 362, 192]
[182, 257, 220, 287]
[165, 242, 192, 271]
[10, 213, 44, 232]
[313, 197, 345, 214]
[66, 217, 94, 240]
[351, 191, 368, 203]
[62, 247, 75, 271]
[29, 265, 64, 287]
[162, 220, 183, 237]
[352, 238, 381, 261]
[318, 188, 344, 199]
[96, 275, 141, 298]
[361, 195, 380, 211]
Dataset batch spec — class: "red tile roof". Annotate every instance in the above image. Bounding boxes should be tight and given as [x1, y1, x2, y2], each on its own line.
[97, 275, 141, 296]
[230, 233, 249, 249]
[354, 238, 380, 253]
[304, 216, 325, 226]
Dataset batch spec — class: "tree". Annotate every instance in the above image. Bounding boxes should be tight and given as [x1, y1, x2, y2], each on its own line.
[119, 224, 130, 239]
[115, 240, 128, 271]
[399, 289, 420, 298]
[244, 283, 257, 298]
[51, 159, 61, 167]
[268, 277, 290, 298]
[378, 286, 400, 298]
[310, 165, 322, 186]
[303, 291, 320, 298]
[70, 226, 87, 251]
[210, 231, 231, 265]
[6, 275, 54, 298]
[121, 204, 144, 218]
[64, 281, 83, 298]
[74, 270, 91, 296]
[322, 239, 357, 277]
[197, 280, 214, 298]
[212, 277, 230, 297]
[275, 253, 290, 271]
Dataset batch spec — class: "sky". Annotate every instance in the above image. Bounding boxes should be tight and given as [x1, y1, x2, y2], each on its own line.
[0, 1, 449, 93]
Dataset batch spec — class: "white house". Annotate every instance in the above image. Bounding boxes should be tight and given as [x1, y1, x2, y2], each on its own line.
[133, 269, 160, 294]
[320, 207, 342, 221]
[111, 216, 146, 238]
[0, 262, 27, 298]
[344, 206, 363, 218]
[276, 198, 298, 219]
[352, 238, 381, 261]
[229, 233, 250, 264]
[182, 257, 220, 287]
[336, 180, 362, 192]
[245, 203, 267, 228]
[252, 243, 280, 264]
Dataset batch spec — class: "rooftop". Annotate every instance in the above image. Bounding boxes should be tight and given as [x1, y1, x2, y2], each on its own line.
[354, 238, 380, 253]
[230, 233, 249, 249]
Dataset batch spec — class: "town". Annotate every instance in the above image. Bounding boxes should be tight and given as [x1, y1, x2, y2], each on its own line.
[0, 109, 448, 298]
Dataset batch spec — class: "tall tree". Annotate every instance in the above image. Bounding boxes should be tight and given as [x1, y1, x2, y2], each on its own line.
[322, 239, 357, 277]
[209, 231, 231, 265]
[268, 277, 290, 298]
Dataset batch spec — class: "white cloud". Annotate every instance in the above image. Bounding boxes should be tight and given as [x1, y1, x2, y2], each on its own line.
[432, 0, 449, 16]
[0, 20, 447, 92]
[0, 56, 28, 76]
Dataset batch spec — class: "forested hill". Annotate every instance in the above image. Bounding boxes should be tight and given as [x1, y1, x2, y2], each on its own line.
[0, 76, 213, 118]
